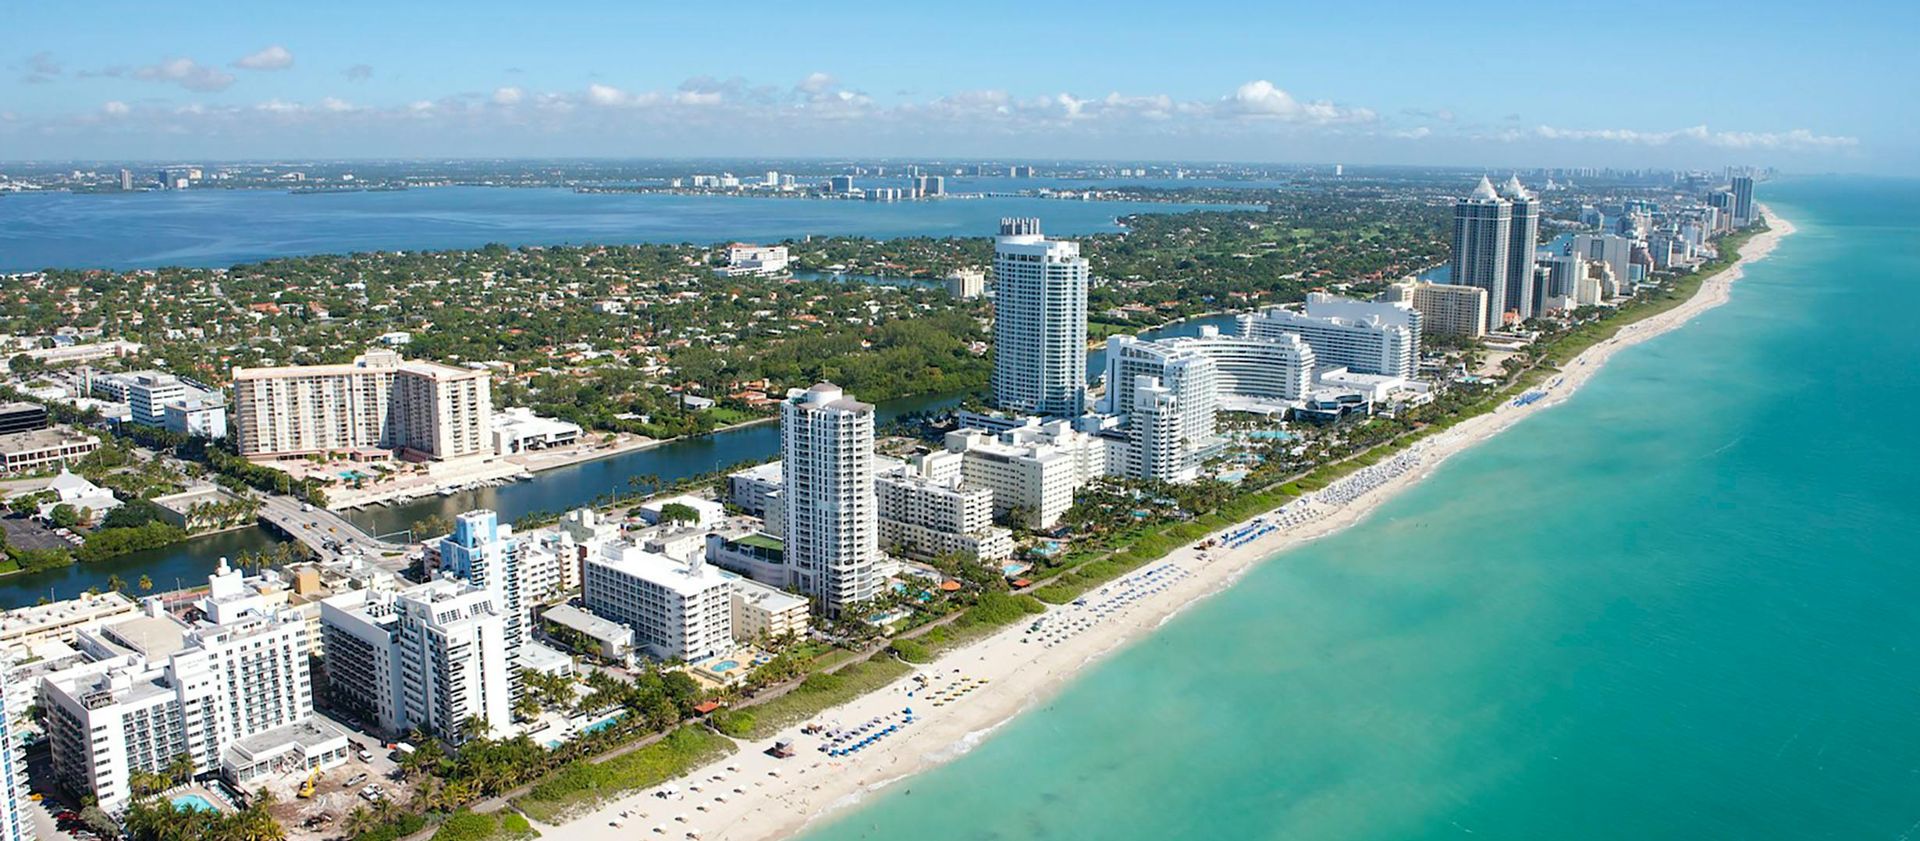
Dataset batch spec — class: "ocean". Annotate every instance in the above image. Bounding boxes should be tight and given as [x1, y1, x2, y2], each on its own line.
[797, 180, 1920, 841]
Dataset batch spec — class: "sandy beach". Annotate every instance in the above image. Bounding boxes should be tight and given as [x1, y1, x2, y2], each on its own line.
[534, 208, 1795, 841]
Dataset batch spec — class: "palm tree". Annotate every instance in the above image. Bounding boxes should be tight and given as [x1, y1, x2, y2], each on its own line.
[138, 574, 154, 592]
[342, 806, 380, 837]
[106, 574, 127, 593]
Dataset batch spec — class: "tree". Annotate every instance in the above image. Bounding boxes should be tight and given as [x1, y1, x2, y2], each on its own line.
[49, 503, 79, 529]
[657, 501, 701, 526]
[138, 574, 154, 592]
[107, 574, 127, 593]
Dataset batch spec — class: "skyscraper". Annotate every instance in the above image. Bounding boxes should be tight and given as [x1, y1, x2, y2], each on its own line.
[1501, 176, 1541, 322]
[781, 383, 879, 617]
[0, 667, 28, 841]
[990, 218, 1088, 418]
[1731, 175, 1755, 226]
[437, 510, 525, 698]
[1452, 176, 1512, 331]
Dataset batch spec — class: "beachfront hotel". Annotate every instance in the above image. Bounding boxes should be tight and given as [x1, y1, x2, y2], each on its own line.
[1101, 337, 1221, 484]
[1452, 176, 1514, 330]
[583, 544, 733, 662]
[318, 575, 514, 742]
[1240, 294, 1419, 379]
[990, 218, 1090, 418]
[1406, 281, 1490, 339]
[41, 560, 348, 811]
[781, 383, 880, 617]
[1731, 174, 1755, 226]
[230, 349, 492, 460]
[943, 418, 1107, 529]
[876, 453, 1015, 563]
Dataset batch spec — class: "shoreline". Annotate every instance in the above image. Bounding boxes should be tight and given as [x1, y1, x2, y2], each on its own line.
[535, 208, 1796, 841]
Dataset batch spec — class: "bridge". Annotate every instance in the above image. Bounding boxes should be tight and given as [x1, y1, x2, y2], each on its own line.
[257, 496, 414, 570]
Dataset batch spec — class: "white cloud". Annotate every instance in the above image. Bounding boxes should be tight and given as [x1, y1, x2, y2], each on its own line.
[586, 83, 628, 106]
[233, 45, 294, 71]
[492, 86, 524, 106]
[319, 97, 354, 113]
[343, 64, 373, 82]
[1527, 123, 1857, 151]
[131, 57, 235, 92]
[101, 101, 129, 117]
[796, 72, 836, 96]
[1224, 80, 1374, 124]
[1393, 126, 1431, 139]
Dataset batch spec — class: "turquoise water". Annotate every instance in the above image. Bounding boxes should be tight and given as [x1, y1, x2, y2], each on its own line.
[170, 793, 218, 813]
[801, 178, 1920, 840]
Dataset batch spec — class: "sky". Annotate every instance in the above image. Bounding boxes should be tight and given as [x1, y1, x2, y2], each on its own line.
[3, 0, 1913, 173]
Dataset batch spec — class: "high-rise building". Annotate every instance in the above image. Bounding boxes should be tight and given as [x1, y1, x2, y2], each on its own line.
[1101, 336, 1219, 484]
[231, 350, 492, 460]
[990, 218, 1089, 418]
[1731, 175, 1755, 226]
[1500, 176, 1542, 322]
[0, 666, 27, 841]
[1408, 282, 1490, 339]
[583, 544, 733, 661]
[1127, 377, 1196, 484]
[319, 574, 513, 742]
[1568, 233, 1638, 291]
[1240, 295, 1419, 378]
[1452, 176, 1513, 331]
[1152, 328, 1316, 406]
[436, 510, 525, 698]
[781, 383, 879, 616]
[44, 561, 347, 810]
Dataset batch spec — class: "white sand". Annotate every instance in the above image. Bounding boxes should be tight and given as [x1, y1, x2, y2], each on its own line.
[536, 207, 1795, 841]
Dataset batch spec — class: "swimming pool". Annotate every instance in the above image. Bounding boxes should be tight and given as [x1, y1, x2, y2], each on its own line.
[172, 793, 219, 813]
[710, 659, 742, 673]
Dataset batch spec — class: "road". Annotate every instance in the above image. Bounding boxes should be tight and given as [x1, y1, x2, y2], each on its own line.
[256, 495, 412, 570]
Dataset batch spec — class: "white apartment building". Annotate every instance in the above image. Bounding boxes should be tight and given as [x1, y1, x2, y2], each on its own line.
[0, 666, 27, 841]
[583, 544, 733, 661]
[944, 268, 985, 299]
[1408, 282, 1490, 339]
[0, 591, 138, 652]
[231, 349, 492, 460]
[876, 455, 1014, 563]
[491, 407, 582, 455]
[1101, 338, 1220, 484]
[1240, 296, 1418, 379]
[162, 396, 227, 440]
[727, 462, 784, 517]
[716, 244, 790, 277]
[319, 575, 514, 742]
[436, 510, 525, 699]
[1568, 233, 1640, 292]
[944, 418, 1107, 529]
[1453, 176, 1513, 330]
[990, 218, 1089, 418]
[781, 383, 879, 616]
[393, 577, 514, 742]
[43, 561, 346, 811]
[1127, 377, 1196, 484]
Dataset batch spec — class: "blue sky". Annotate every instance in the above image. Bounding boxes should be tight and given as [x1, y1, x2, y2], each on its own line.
[3, 0, 1911, 172]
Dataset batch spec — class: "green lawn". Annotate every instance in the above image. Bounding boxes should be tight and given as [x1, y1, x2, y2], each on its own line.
[511, 727, 735, 824]
[744, 655, 914, 739]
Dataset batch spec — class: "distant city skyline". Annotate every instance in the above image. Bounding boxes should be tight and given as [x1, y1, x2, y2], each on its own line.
[3, 0, 1911, 173]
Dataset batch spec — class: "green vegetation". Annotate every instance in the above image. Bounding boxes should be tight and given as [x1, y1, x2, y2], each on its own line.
[743, 655, 915, 739]
[431, 810, 539, 841]
[513, 726, 735, 824]
[122, 792, 286, 841]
